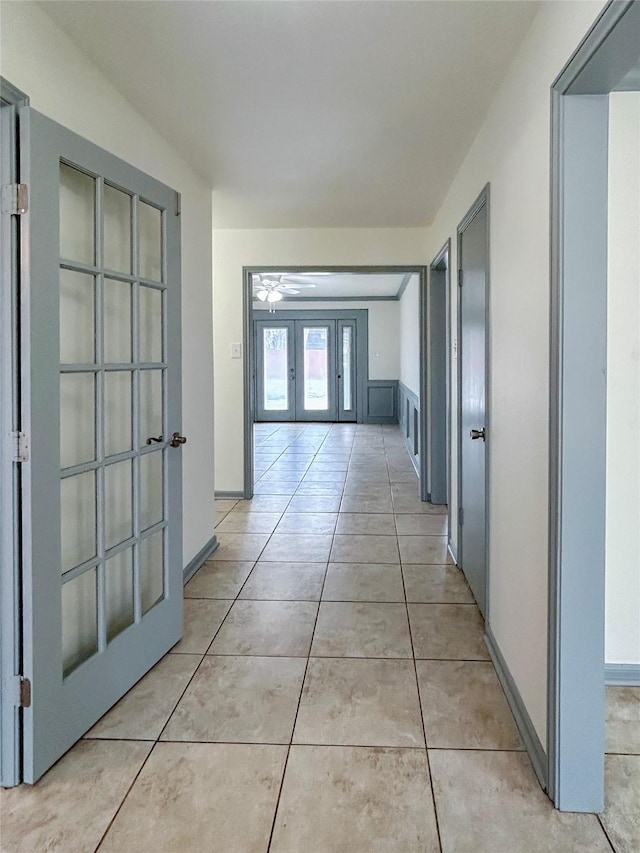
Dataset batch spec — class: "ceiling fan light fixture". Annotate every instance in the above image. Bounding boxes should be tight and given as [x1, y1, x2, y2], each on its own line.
[256, 289, 269, 301]
[267, 291, 283, 303]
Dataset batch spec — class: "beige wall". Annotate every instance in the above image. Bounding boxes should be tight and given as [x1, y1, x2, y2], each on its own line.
[213, 228, 427, 492]
[606, 91, 640, 666]
[423, 0, 606, 744]
[0, 1, 216, 566]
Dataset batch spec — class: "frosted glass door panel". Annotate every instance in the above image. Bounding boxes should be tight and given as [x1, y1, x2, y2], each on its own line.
[139, 201, 162, 282]
[140, 370, 163, 447]
[104, 279, 132, 363]
[103, 184, 131, 274]
[263, 327, 288, 411]
[62, 569, 98, 677]
[59, 271, 95, 364]
[140, 532, 164, 615]
[303, 327, 329, 411]
[139, 286, 162, 363]
[60, 373, 95, 469]
[104, 372, 132, 456]
[342, 327, 352, 411]
[59, 163, 95, 264]
[61, 472, 96, 572]
[140, 451, 163, 531]
[105, 549, 134, 642]
[104, 461, 133, 550]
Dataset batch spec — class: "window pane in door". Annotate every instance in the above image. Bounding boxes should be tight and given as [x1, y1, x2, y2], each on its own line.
[62, 568, 98, 677]
[103, 184, 131, 274]
[104, 460, 133, 550]
[60, 373, 95, 469]
[106, 548, 134, 642]
[303, 327, 329, 411]
[342, 327, 352, 411]
[263, 327, 288, 411]
[59, 163, 95, 264]
[140, 451, 163, 531]
[140, 369, 163, 448]
[61, 471, 96, 572]
[59, 270, 95, 364]
[140, 532, 164, 615]
[104, 279, 132, 363]
[138, 201, 162, 282]
[139, 286, 163, 363]
[104, 371, 132, 456]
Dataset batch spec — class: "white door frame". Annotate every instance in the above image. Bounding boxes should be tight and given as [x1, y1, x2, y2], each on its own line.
[548, 0, 640, 812]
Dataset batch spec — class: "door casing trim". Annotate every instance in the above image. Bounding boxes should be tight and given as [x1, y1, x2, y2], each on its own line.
[242, 265, 426, 499]
[548, 0, 640, 813]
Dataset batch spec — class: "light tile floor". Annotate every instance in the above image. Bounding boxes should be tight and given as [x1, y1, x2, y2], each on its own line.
[1, 423, 638, 852]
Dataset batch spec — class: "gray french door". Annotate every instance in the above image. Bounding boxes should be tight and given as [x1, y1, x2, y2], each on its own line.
[19, 108, 183, 783]
[255, 317, 356, 422]
[458, 193, 488, 617]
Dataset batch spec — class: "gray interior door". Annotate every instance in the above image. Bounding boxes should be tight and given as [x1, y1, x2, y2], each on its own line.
[459, 200, 488, 616]
[295, 319, 337, 421]
[19, 108, 183, 783]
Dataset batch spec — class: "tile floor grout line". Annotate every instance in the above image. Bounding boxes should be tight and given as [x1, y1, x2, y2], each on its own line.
[397, 501, 445, 853]
[264, 432, 339, 853]
[93, 578, 248, 850]
[596, 814, 618, 852]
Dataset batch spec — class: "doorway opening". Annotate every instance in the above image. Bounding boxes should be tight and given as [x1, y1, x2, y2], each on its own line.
[241, 267, 426, 499]
[423, 240, 451, 511]
[548, 0, 640, 813]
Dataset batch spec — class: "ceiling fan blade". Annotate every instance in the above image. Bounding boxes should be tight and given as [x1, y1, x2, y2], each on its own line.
[278, 287, 301, 294]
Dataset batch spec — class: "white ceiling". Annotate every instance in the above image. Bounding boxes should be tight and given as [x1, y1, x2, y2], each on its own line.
[41, 0, 539, 229]
[252, 271, 414, 299]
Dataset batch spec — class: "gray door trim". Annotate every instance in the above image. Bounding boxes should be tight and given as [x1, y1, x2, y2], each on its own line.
[548, 0, 639, 813]
[456, 185, 491, 620]
[242, 265, 425, 499]
[422, 240, 450, 507]
[0, 80, 28, 788]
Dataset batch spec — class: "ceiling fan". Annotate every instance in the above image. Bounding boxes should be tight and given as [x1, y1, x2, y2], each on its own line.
[252, 273, 321, 311]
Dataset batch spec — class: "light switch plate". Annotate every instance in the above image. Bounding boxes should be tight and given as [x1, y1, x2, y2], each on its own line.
[230, 342, 242, 359]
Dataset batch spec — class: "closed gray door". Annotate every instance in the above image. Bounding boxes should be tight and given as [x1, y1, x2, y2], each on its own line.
[459, 201, 488, 616]
[19, 108, 183, 783]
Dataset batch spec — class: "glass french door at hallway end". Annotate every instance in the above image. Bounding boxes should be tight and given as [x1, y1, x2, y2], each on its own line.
[255, 318, 356, 422]
[17, 108, 183, 783]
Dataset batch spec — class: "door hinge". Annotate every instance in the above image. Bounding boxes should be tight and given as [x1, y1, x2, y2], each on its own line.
[19, 677, 31, 709]
[458, 269, 463, 287]
[12, 431, 29, 463]
[5, 676, 31, 708]
[1, 183, 28, 215]
[459, 507, 464, 525]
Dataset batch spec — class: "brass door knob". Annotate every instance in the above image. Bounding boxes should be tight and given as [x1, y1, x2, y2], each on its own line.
[169, 432, 187, 448]
[470, 428, 486, 441]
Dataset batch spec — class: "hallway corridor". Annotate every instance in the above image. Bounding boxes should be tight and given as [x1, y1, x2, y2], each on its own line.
[1, 425, 637, 851]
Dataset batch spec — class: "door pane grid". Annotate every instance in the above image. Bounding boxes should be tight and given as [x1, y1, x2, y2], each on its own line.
[60, 173, 168, 678]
